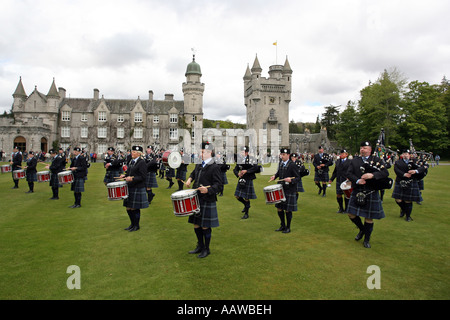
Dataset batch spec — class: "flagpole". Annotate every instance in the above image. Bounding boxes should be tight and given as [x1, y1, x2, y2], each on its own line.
[273, 40, 278, 64]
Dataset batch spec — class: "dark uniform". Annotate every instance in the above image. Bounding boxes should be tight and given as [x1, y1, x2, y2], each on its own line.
[69, 148, 88, 208]
[215, 152, 229, 196]
[186, 142, 223, 258]
[392, 149, 427, 222]
[313, 146, 333, 196]
[48, 149, 66, 199]
[144, 147, 159, 204]
[329, 150, 351, 213]
[103, 147, 123, 184]
[271, 148, 300, 233]
[123, 146, 149, 232]
[10, 147, 22, 189]
[290, 153, 307, 198]
[25, 152, 38, 193]
[175, 151, 189, 191]
[233, 146, 259, 219]
[346, 141, 390, 248]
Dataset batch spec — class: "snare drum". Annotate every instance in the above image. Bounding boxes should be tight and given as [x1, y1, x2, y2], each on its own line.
[58, 170, 74, 184]
[37, 170, 51, 182]
[263, 184, 286, 204]
[13, 169, 25, 180]
[106, 181, 129, 200]
[340, 180, 353, 199]
[171, 189, 200, 217]
[1, 164, 12, 173]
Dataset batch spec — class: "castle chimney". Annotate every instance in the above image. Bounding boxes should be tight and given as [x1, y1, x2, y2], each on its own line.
[93, 88, 99, 100]
[149, 90, 154, 103]
[165, 93, 174, 101]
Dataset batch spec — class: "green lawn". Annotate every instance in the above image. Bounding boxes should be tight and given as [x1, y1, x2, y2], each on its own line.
[0, 161, 449, 300]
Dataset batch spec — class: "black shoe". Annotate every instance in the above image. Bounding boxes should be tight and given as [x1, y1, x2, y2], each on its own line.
[49, 197, 59, 200]
[405, 216, 413, 222]
[198, 249, 210, 258]
[399, 211, 405, 218]
[25, 190, 33, 193]
[12, 186, 18, 189]
[275, 226, 285, 232]
[337, 208, 344, 213]
[355, 230, 364, 241]
[73, 204, 81, 208]
[363, 241, 371, 248]
[241, 213, 249, 219]
[282, 228, 291, 233]
[189, 246, 203, 254]
[129, 226, 140, 232]
[124, 225, 133, 230]
[69, 204, 77, 208]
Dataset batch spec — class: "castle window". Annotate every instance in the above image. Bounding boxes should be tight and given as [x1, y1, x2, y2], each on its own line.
[152, 128, 159, 139]
[134, 127, 143, 139]
[98, 144, 107, 155]
[134, 112, 143, 123]
[81, 127, 88, 138]
[169, 128, 178, 140]
[153, 115, 159, 123]
[170, 113, 178, 123]
[117, 114, 124, 122]
[81, 113, 88, 122]
[117, 127, 124, 139]
[62, 111, 71, 121]
[61, 127, 70, 138]
[98, 127, 107, 138]
[98, 111, 107, 122]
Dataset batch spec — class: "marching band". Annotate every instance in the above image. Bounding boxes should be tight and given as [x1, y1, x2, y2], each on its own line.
[1, 137, 433, 254]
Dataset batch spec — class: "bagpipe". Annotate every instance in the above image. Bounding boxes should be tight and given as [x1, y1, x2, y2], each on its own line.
[360, 157, 393, 190]
[317, 153, 332, 174]
[295, 159, 309, 177]
[408, 138, 429, 180]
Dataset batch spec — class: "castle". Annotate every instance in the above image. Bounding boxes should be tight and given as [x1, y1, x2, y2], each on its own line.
[0, 56, 204, 155]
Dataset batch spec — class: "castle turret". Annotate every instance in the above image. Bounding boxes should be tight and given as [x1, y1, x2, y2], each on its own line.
[182, 55, 204, 125]
[12, 77, 27, 112]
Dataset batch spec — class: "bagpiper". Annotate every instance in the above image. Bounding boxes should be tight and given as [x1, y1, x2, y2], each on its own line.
[24, 151, 38, 193]
[313, 146, 333, 197]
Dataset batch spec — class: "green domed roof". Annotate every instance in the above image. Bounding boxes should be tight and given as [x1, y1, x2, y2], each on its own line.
[185, 56, 202, 76]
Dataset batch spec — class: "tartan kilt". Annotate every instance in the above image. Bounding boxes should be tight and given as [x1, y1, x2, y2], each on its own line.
[234, 179, 257, 199]
[297, 179, 304, 192]
[123, 187, 149, 209]
[176, 170, 186, 181]
[71, 178, 85, 192]
[26, 172, 37, 182]
[335, 176, 346, 195]
[347, 189, 385, 220]
[188, 199, 219, 228]
[418, 179, 424, 191]
[275, 191, 298, 212]
[221, 172, 228, 185]
[49, 173, 62, 188]
[391, 180, 422, 202]
[314, 171, 329, 182]
[146, 172, 159, 188]
[166, 168, 175, 178]
[103, 170, 121, 184]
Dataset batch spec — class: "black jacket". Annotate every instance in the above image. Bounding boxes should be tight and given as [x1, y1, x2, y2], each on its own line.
[126, 157, 147, 189]
[26, 156, 38, 174]
[394, 159, 426, 182]
[189, 160, 223, 202]
[233, 155, 259, 180]
[50, 155, 65, 174]
[346, 155, 389, 190]
[70, 155, 88, 179]
[11, 152, 22, 170]
[313, 153, 333, 172]
[274, 160, 300, 193]
[330, 158, 351, 184]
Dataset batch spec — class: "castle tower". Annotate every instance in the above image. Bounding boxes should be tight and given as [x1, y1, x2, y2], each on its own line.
[244, 55, 292, 148]
[12, 77, 27, 112]
[182, 54, 205, 128]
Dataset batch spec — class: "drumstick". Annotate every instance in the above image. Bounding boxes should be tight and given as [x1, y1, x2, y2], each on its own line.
[114, 176, 134, 181]
[268, 177, 296, 182]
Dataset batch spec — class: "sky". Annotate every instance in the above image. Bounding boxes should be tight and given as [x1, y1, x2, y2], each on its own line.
[1, 0, 449, 123]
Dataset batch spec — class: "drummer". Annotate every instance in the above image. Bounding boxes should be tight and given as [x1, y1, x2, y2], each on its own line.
[269, 148, 300, 233]
[185, 142, 223, 258]
[329, 149, 351, 213]
[103, 147, 123, 184]
[24, 151, 38, 193]
[176, 148, 189, 191]
[144, 145, 158, 204]
[10, 146, 22, 189]
[68, 147, 88, 208]
[119, 145, 149, 232]
[290, 153, 306, 200]
[46, 149, 65, 200]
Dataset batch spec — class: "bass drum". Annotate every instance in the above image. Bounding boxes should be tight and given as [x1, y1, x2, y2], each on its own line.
[162, 150, 181, 169]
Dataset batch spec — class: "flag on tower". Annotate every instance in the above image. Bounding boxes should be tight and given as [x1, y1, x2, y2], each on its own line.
[273, 41, 277, 46]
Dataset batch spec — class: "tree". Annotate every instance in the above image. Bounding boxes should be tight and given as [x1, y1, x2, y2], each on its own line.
[358, 69, 405, 147]
[320, 105, 340, 140]
[335, 101, 360, 153]
[400, 80, 449, 151]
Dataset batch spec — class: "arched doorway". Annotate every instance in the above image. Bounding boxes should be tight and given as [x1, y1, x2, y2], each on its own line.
[41, 137, 48, 153]
[13, 136, 26, 152]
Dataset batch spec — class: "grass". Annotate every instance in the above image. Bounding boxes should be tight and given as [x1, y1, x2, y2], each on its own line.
[0, 161, 449, 300]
